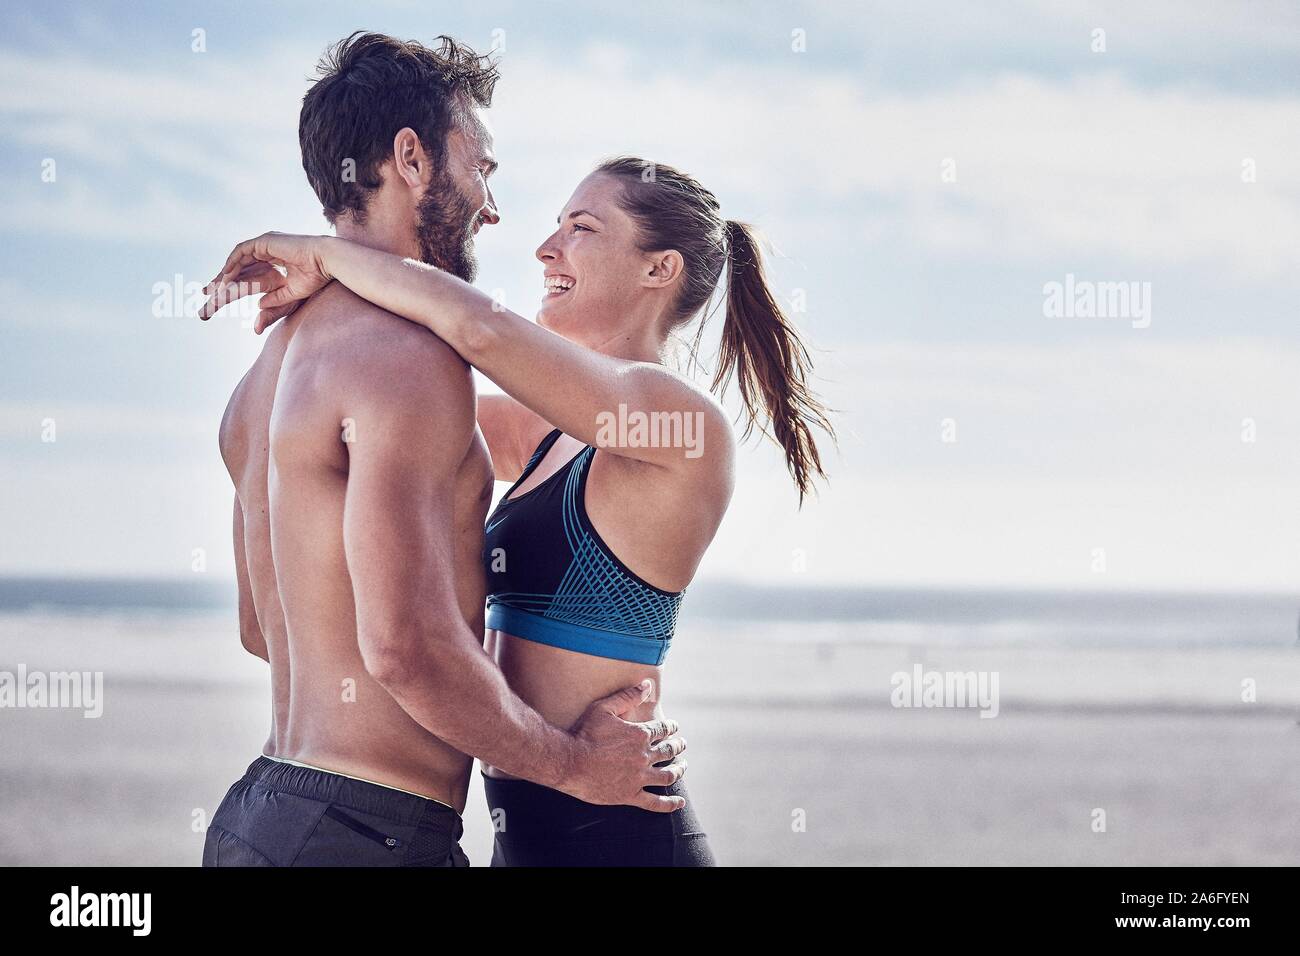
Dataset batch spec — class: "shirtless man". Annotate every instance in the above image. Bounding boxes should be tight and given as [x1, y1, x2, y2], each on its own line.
[202, 33, 684, 868]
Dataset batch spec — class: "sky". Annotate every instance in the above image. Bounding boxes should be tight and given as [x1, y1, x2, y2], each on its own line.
[1, 0, 1297, 591]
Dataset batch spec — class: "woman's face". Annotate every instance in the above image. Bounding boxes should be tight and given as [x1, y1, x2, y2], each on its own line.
[534, 172, 659, 345]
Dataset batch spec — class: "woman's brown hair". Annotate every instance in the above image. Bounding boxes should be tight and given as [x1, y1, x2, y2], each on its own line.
[596, 157, 835, 502]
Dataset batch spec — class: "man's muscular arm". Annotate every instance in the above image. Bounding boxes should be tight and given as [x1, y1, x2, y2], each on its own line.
[340, 335, 685, 810]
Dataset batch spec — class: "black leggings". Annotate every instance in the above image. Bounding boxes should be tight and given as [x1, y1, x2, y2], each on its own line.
[483, 773, 716, 867]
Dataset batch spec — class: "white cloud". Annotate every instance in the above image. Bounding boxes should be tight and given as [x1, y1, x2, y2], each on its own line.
[707, 465, 1300, 592]
[491, 54, 1300, 279]
[0, 457, 233, 578]
[0, 45, 323, 244]
[698, 336, 1300, 590]
[4, 41, 1298, 278]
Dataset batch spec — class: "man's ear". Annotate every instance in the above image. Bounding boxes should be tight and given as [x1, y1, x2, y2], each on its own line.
[643, 250, 684, 289]
[391, 127, 425, 188]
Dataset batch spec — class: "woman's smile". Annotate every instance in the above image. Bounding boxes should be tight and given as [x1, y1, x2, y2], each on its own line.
[543, 272, 576, 296]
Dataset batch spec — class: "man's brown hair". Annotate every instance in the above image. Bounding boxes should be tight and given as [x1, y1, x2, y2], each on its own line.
[299, 32, 499, 224]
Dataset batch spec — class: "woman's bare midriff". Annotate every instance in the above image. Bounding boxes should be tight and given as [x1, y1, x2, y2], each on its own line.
[482, 629, 665, 780]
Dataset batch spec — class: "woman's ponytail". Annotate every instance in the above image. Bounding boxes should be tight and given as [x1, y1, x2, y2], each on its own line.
[717, 220, 834, 503]
[596, 157, 835, 502]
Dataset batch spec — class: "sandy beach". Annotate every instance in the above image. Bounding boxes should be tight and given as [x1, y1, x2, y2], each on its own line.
[2, 598, 1297, 866]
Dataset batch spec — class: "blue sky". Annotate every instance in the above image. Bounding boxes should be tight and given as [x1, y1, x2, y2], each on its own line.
[2, 0, 1298, 590]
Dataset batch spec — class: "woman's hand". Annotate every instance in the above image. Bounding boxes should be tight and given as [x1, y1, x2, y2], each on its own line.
[199, 232, 335, 333]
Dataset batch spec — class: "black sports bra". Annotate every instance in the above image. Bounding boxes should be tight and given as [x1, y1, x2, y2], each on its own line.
[482, 429, 684, 665]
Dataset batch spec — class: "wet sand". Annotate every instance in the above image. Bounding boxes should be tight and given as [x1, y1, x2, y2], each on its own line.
[2, 611, 1297, 865]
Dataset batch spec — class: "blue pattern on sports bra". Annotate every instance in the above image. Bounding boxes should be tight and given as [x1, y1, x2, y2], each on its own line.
[482, 430, 684, 665]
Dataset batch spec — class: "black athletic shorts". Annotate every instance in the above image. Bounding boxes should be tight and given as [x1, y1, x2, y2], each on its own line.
[483, 772, 716, 867]
[203, 755, 468, 867]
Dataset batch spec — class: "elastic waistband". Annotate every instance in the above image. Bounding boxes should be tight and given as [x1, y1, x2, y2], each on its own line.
[263, 754, 454, 807]
[486, 603, 671, 665]
[482, 772, 689, 839]
[243, 756, 461, 829]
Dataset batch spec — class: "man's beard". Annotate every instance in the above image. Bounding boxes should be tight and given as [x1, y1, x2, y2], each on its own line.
[414, 169, 479, 282]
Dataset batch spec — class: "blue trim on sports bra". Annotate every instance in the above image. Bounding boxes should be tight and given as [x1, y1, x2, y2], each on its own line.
[482, 429, 684, 665]
[485, 604, 671, 666]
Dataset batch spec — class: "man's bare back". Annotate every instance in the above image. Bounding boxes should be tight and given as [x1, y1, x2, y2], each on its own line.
[219, 319, 298, 756]
[268, 283, 493, 810]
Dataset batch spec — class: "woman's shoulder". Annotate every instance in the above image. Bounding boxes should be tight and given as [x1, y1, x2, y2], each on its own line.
[654, 364, 738, 464]
[592, 371, 736, 505]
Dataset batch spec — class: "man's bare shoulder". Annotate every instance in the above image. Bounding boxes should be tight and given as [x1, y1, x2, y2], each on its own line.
[292, 283, 469, 386]
[279, 284, 476, 449]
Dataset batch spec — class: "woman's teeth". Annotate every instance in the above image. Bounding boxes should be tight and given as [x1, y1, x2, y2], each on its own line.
[544, 276, 575, 295]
